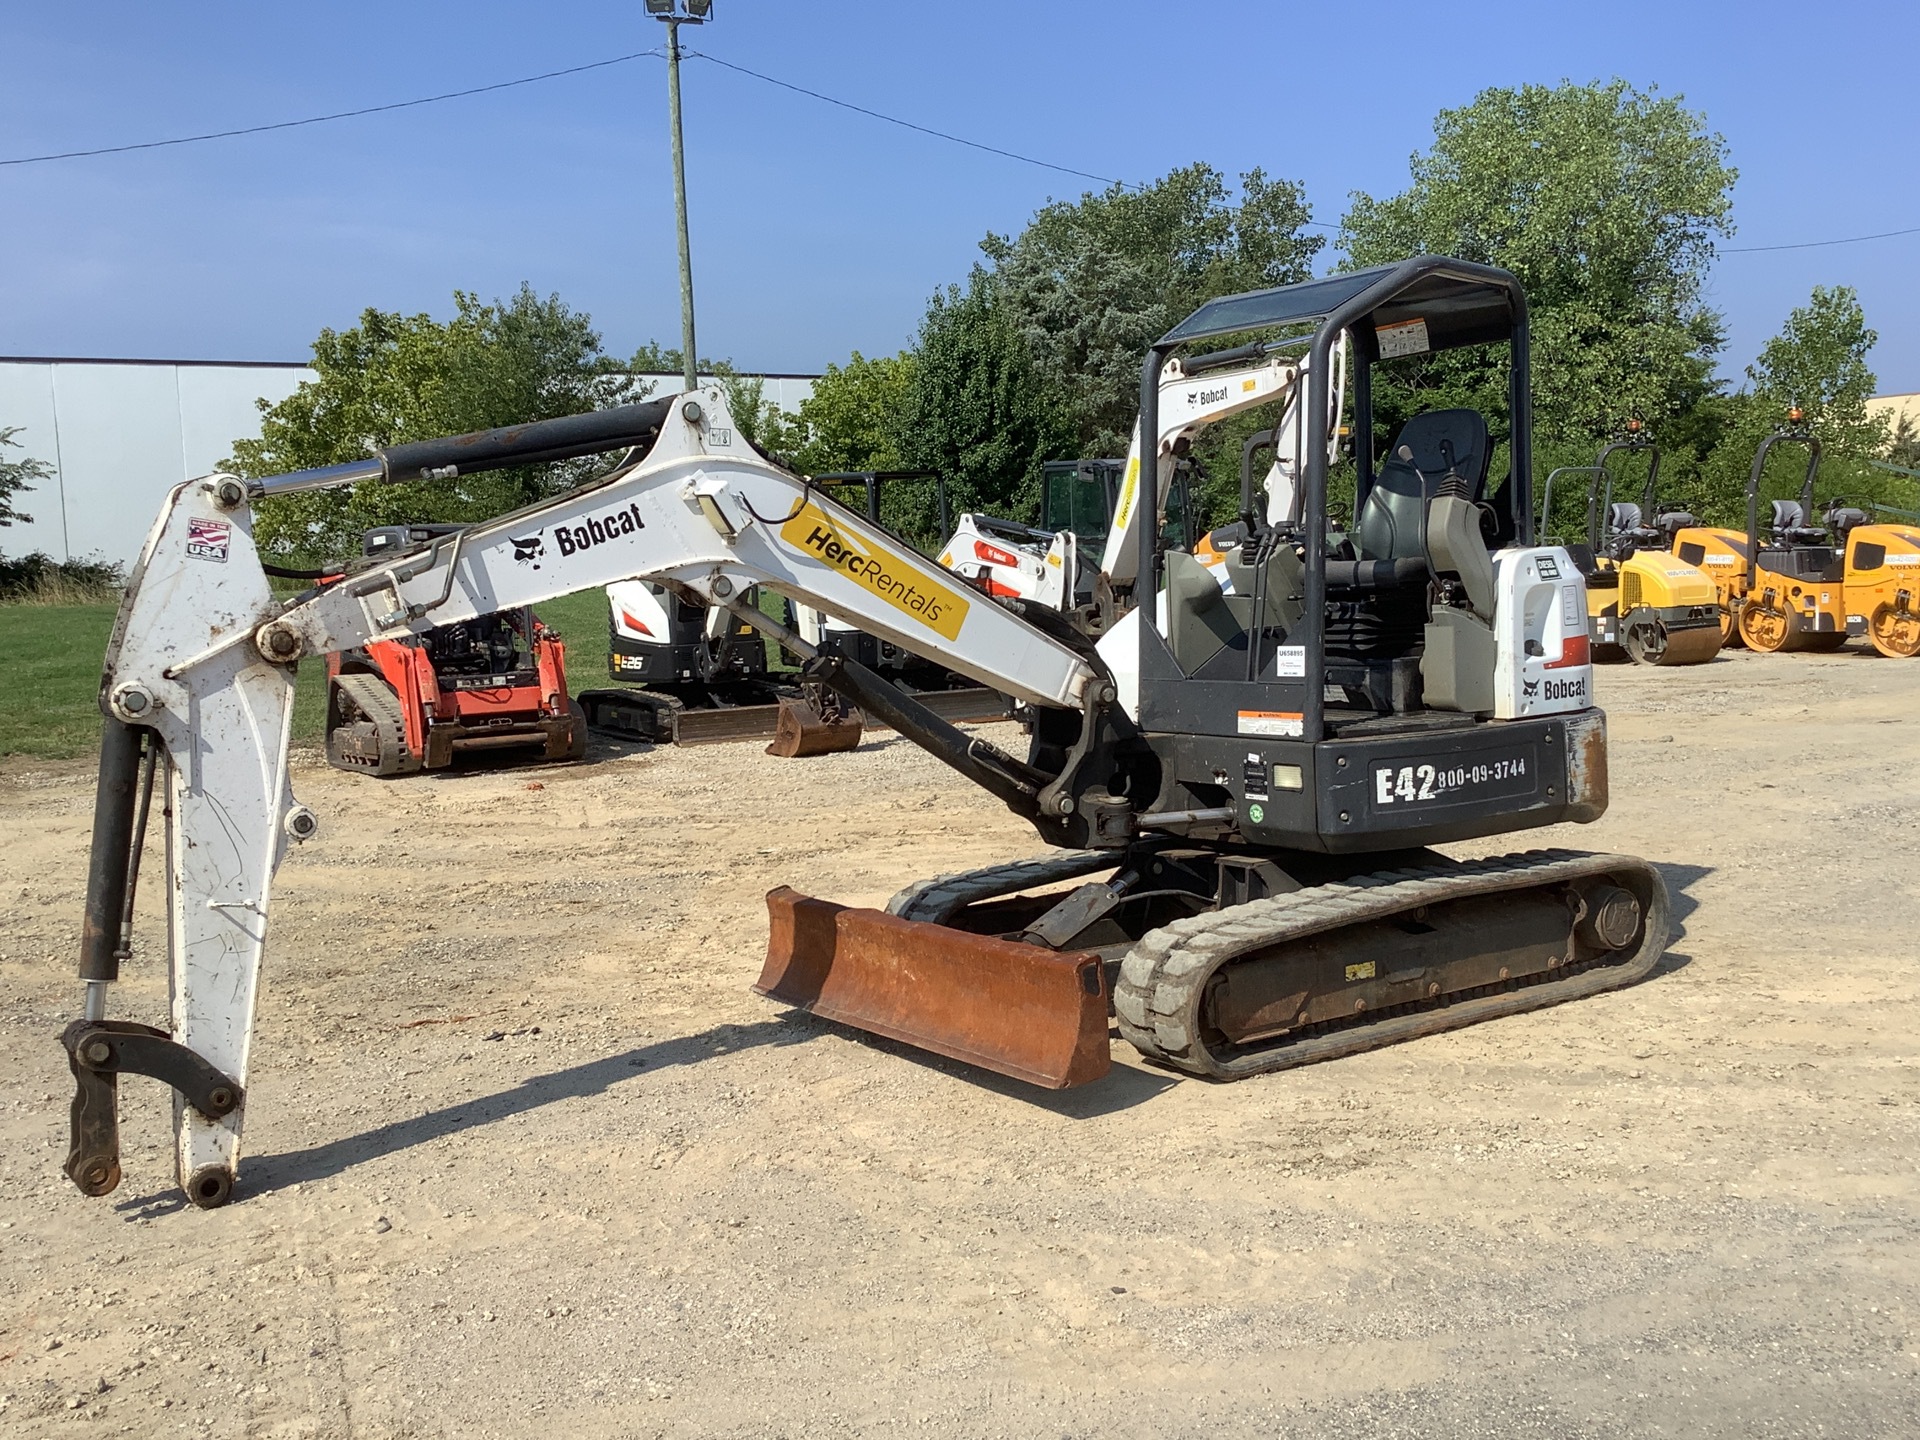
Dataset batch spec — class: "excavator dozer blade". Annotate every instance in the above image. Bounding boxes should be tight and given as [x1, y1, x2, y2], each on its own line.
[765, 698, 863, 758]
[757, 888, 1111, 1089]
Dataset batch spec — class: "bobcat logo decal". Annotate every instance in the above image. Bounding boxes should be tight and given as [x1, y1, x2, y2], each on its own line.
[511, 533, 547, 569]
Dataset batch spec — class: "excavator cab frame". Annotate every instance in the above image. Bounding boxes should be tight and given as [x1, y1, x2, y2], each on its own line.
[1127, 256, 1538, 744]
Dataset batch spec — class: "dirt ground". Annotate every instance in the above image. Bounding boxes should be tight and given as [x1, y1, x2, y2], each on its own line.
[2, 648, 1918, 1438]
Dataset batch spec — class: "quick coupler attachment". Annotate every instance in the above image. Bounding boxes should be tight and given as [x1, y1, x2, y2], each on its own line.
[61, 1020, 243, 1202]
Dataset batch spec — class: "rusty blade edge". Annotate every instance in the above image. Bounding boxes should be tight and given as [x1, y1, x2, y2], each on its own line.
[757, 887, 1111, 1090]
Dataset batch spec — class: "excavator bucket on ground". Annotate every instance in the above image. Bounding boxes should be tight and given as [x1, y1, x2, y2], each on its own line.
[756, 888, 1111, 1088]
[765, 687, 864, 758]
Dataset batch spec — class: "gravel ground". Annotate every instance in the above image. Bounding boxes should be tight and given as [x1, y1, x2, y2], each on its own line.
[2, 646, 1917, 1438]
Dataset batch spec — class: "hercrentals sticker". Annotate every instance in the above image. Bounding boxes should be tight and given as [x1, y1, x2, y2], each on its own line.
[1111, 457, 1141, 537]
[780, 502, 969, 642]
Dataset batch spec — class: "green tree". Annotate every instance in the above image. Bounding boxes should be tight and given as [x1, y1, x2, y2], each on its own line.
[1340, 80, 1736, 480]
[1699, 286, 1910, 521]
[231, 287, 641, 566]
[896, 270, 1073, 521]
[1888, 414, 1920, 472]
[984, 164, 1322, 457]
[780, 351, 915, 476]
[0, 425, 49, 532]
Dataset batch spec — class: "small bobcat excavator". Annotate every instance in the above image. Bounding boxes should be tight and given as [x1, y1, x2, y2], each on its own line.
[1670, 414, 1850, 652]
[937, 458, 1198, 627]
[61, 258, 1668, 1210]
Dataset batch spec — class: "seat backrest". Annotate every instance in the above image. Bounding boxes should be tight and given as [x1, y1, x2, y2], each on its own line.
[1355, 410, 1490, 562]
[1608, 501, 1643, 534]
[1770, 499, 1806, 533]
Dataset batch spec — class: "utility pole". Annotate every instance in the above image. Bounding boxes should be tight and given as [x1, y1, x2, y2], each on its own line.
[647, 0, 712, 393]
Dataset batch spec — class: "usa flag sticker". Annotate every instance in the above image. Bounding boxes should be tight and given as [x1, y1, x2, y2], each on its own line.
[186, 518, 231, 563]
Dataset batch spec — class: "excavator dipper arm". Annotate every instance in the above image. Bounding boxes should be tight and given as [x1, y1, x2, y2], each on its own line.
[69, 388, 1102, 1206]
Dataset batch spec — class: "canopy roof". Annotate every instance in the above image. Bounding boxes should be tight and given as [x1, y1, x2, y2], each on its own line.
[1161, 256, 1524, 354]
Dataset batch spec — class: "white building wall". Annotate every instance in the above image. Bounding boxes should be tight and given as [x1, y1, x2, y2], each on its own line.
[0, 361, 817, 568]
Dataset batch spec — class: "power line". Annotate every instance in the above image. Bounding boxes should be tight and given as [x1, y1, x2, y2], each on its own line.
[1722, 223, 1920, 254]
[0, 51, 661, 167]
[682, 48, 1140, 194]
[682, 48, 1343, 230]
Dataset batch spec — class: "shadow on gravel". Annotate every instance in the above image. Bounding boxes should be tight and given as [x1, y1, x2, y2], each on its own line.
[232, 1017, 814, 1203]
[818, 1020, 1179, 1118]
[1651, 860, 1713, 936]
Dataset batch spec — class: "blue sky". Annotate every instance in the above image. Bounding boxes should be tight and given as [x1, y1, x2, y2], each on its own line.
[3, 1, 1917, 393]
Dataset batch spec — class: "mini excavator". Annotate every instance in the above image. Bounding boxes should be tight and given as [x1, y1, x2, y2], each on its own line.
[62, 258, 1668, 1209]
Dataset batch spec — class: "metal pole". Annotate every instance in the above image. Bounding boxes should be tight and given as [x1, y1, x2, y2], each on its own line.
[664, 17, 699, 393]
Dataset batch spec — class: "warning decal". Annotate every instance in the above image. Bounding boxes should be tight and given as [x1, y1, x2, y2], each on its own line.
[1376, 318, 1430, 358]
[1238, 710, 1304, 738]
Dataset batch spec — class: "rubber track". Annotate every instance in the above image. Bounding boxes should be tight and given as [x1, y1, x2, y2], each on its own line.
[326, 673, 418, 777]
[1112, 848, 1670, 1079]
[886, 850, 1119, 925]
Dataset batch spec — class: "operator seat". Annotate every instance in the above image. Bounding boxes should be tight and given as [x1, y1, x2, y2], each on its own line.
[1353, 409, 1491, 563]
[1324, 409, 1494, 710]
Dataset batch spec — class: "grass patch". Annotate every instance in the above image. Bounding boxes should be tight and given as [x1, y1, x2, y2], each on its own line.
[531, 587, 616, 684]
[1, 602, 119, 758]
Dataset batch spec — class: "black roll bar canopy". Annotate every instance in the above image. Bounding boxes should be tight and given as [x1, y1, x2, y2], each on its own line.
[1136, 256, 1533, 745]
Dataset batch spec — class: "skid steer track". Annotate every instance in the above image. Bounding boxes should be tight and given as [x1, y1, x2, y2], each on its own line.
[325, 673, 419, 777]
[1113, 849, 1669, 1079]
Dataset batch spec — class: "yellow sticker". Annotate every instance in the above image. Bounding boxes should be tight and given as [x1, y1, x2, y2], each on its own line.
[780, 501, 970, 642]
[1242, 378, 1258, 392]
[1112, 456, 1140, 534]
[1045, 552, 1062, 567]
[1344, 961, 1376, 982]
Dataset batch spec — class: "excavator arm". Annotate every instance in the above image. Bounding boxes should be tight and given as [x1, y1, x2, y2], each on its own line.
[67, 388, 1108, 1207]
[1097, 341, 1347, 586]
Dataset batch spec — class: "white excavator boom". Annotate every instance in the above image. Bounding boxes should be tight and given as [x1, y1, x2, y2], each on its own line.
[72, 388, 1100, 1205]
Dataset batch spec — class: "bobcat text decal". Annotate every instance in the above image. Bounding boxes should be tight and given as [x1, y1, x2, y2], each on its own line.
[780, 502, 969, 642]
[511, 501, 646, 570]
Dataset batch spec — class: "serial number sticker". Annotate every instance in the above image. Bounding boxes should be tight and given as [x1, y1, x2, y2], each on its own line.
[1238, 710, 1303, 738]
[1372, 754, 1533, 808]
[1275, 645, 1306, 678]
[1345, 962, 1376, 982]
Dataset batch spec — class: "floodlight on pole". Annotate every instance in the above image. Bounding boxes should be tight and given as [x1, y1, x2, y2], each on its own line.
[648, 0, 711, 393]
